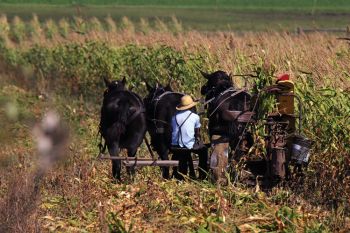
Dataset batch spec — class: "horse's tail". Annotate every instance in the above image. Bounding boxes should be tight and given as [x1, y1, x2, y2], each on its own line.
[113, 100, 130, 137]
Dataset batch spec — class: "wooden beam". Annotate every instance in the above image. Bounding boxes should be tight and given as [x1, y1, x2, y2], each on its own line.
[124, 160, 178, 167]
[123, 160, 199, 168]
[99, 154, 200, 168]
[99, 156, 154, 161]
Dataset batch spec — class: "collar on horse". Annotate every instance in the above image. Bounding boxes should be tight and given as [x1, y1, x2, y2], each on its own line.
[149, 90, 184, 130]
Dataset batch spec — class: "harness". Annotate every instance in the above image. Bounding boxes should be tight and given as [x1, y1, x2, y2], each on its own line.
[152, 91, 173, 122]
[175, 111, 193, 147]
[204, 85, 254, 140]
[148, 89, 184, 133]
[127, 91, 146, 124]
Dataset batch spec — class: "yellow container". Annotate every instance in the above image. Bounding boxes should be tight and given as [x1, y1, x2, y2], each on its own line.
[277, 80, 294, 115]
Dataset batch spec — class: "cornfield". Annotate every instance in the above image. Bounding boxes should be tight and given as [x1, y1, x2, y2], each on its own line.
[0, 14, 349, 232]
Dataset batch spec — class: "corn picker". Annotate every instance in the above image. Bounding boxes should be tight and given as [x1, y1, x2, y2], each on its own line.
[230, 74, 312, 187]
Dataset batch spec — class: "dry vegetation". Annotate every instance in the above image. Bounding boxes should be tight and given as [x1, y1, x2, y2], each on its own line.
[0, 15, 349, 232]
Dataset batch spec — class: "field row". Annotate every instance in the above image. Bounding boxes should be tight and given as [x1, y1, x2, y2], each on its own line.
[1, 4, 350, 31]
[2, 0, 350, 9]
[1, 35, 349, 176]
[1, 38, 349, 231]
[0, 14, 185, 43]
[1, 22, 350, 230]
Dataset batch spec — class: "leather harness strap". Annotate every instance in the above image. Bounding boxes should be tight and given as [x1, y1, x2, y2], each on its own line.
[127, 108, 145, 124]
[126, 91, 146, 125]
[149, 90, 184, 132]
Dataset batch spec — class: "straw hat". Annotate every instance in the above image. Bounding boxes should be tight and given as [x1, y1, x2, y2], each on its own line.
[176, 95, 198, 111]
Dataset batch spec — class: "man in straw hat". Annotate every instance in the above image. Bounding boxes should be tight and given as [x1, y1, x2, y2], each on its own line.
[171, 95, 208, 180]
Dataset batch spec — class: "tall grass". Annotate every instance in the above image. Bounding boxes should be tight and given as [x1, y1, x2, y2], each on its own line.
[57, 18, 70, 38]
[105, 15, 117, 33]
[28, 14, 42, 42]
[9, 16, 26, 43]
[0, 14, 12, 47]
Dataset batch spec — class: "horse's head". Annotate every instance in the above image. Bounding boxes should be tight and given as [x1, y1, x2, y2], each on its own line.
[200, 70, 233, 96]
[103, 76, 126, 94]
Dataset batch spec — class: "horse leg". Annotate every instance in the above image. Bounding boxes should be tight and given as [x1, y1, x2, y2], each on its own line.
[171, 151, 179, 179]
[126, 147, 137, 177]
[159, 147, 170, 179]
[108, 143, 121, 180]
[112, 160, 121, 181]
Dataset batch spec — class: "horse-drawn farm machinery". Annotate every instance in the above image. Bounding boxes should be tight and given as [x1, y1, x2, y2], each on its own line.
[203, 71, 313, 187]
[98, 71, 312, 188]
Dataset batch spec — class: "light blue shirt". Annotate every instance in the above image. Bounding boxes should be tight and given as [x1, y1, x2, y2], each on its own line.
[171, 110, 201, 149]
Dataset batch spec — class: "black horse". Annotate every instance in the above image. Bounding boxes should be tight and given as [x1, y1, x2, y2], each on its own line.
[99, 77, 147, 180]
[200, 70, 254, 161]
[143, 83, 184, 179]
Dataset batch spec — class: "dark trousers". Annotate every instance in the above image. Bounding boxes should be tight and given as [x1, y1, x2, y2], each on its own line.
[171, 146, 208, 180]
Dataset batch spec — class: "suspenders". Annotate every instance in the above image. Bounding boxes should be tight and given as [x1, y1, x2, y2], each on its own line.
[175, 112, 192, 147]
